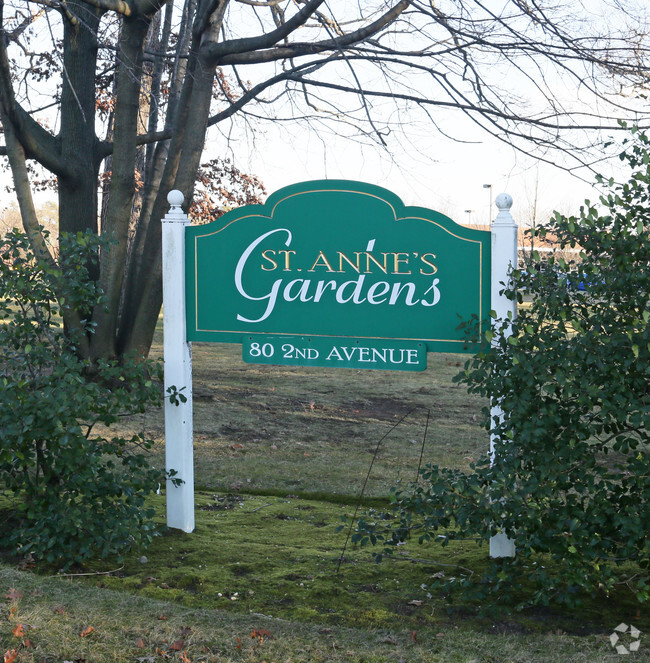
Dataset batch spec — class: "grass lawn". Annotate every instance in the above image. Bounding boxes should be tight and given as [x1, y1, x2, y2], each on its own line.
[0, 332, 647, 662]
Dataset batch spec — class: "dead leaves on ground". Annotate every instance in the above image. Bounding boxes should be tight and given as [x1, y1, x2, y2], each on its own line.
[251, 628, 272, 642]
[11, 624, 26, 638]
[2, 586, 278, 663]
[3, 601, 36, 660]
[3, 586, 99, 661]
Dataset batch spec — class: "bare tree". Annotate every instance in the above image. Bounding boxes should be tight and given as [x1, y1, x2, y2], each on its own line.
[1, 0, 649, 361]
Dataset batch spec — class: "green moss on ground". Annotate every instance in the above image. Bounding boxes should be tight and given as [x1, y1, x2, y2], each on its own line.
[79, 493, 647, 638]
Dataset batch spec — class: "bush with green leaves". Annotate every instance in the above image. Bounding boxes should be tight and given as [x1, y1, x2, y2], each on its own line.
[0, 229, 167, 569]
[354, 129, 650, 609]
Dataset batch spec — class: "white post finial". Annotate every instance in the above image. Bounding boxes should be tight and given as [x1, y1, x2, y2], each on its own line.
[493, 193, 515, 226]
[167, 189, 184, 209]
[495, 192, 513, 209]
[161, 191, 194, 533]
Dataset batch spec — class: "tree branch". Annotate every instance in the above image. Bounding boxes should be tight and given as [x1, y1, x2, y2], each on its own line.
[0, 7, 63, 174]
[203, 0, 326, 64]
[74, 0, 133, 16]
[213, 1, 410, 65]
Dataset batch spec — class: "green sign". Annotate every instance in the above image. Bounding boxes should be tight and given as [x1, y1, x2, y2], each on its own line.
[186, 180, 490, 356]
[243, 336, 427, 371]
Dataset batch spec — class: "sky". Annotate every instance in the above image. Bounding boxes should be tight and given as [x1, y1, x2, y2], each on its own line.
[197, 1, 629, 230]
[5, 0, 637, 230]
[17, 92, 602, 230]
[208, 112, 604, 230]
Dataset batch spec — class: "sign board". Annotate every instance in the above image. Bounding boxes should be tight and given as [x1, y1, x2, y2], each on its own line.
[185, 180, 491, 364]
[242, 335, 427, 371]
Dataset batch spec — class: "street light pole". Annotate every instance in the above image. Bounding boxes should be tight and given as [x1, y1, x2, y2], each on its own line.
[483, 183, 493, 223]
[464, 209, 474, 225]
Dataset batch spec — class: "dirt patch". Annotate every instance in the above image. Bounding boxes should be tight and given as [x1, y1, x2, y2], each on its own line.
[346, 396, 422, 420]
[198, 494, 246, 511]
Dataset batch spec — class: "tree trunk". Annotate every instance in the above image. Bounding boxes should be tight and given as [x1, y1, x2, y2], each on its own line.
[118, 54, 218, 359]
[117, 4, 228, 358]
[91, 15, 151, 360]
[58, 6, 104, 244]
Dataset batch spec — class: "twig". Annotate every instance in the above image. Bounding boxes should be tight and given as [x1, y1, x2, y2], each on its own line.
[246, 502, 273, 513]
[393, 554, 475, 577]
[55, 565, 124, 577]
[337, 407, 419, 572]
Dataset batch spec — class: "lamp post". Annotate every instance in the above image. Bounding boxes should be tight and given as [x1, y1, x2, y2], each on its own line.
[483, 183, 493, 222]
[464, 209, 474, 225]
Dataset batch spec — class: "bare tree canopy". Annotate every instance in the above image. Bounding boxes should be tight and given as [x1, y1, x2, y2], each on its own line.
[1, 0, 649, 360]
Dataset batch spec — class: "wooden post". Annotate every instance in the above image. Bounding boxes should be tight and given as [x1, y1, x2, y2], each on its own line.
[162, 190, 195, 533]
[489, 193, 517, 558]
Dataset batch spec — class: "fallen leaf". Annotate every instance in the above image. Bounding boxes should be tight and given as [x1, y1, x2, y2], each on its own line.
[251, 629, 272, 639]
[236, 638, 242, 650]
[54, 605, 66, 614]
[5, 588, 22, 601]
[159, 583, 171, 589]
[3, 650, 18, 663]
[230, 444, 244, 450]
[135, 638, 146, 648]
[8, 607, 17, 619]
[407, 600, 423, 606]
[169, 640, 184, 651]
[157, 614, 167, 621]
[80, 626, 95, 638]
[381, 636, 398, 645]
[436, 632, 445, 638]
[23, 639, 34, 649]
[12, 624, 26, 638]
[179, 652, 191, 663]
[411, 630, 418, 643]
[179, 626, 192, 637]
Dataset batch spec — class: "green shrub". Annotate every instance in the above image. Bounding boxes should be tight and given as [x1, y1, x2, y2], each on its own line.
[353, 128, 650, 609]
[0, 229, 167, 569]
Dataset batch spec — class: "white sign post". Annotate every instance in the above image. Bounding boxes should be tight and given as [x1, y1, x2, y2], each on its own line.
[162, 190, 195, 533]
[489, 193, 517, 558]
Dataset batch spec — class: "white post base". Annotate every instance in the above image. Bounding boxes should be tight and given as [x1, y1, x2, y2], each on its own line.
[490, 532, 516, 558]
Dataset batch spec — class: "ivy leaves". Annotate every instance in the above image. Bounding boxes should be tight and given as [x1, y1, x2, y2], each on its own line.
[0, 230, 166, 569]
